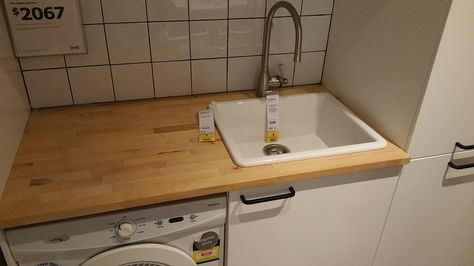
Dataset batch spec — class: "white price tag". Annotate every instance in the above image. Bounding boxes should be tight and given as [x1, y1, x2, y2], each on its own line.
[4, 0, 87, 57]
[198, 110, 216, 142]
[266, 94, 280, 142]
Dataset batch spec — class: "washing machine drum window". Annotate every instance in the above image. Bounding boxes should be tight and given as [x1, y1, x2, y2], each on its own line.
[81, 244, 197, 266]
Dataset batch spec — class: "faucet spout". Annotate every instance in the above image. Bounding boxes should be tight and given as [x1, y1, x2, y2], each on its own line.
[257, 1, 303, 98]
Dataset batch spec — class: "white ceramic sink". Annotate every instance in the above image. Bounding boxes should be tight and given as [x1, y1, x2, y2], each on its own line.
[209, 92, 387, 167]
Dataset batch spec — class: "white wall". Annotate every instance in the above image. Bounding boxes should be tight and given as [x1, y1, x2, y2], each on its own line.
[0, 4, 30, 194]
[323, 0, 451, 150]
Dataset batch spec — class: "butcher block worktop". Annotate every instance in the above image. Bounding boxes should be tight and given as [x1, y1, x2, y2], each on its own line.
[0, 85, 409, 228]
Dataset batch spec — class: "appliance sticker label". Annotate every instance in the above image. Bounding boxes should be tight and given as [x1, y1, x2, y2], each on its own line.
[192, 232, 220, 264]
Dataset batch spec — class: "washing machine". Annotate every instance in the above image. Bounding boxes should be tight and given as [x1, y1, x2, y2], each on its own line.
[5, 195, 226, 266]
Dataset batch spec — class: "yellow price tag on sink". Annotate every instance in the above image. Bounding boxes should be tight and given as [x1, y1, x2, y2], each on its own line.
[266, 131, 280, 142]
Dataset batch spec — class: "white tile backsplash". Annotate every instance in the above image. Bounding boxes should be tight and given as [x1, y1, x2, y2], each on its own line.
[267, 0, 302, 17]
[20, 56, 65, 70]
[270, 17, 297, 54]
[228, 19, 264, 57]
[80, 0, 103, 24]
[189, 0, 228, 20]
[294, 52, 325, 85]
[20, 0, 332, 107]
[302, 0, 334, 15]
[192, 59, 227, 94]
[228, 56, 261, 91]
[69, 66, 115, 104]
[112, 63, 154, 100]
[302, 15, 331, 51]
[229, 0, 266, 18]
[154, 61, 191, 97]
[150, 21, 190, 61]
[106, 23, 151, 64]
[65, 25, 109, 67]
[190, 20, 227, 59]
[102, 0, 147, 23]
[147, 0, 188, 21]
[24, 69, 72, 108]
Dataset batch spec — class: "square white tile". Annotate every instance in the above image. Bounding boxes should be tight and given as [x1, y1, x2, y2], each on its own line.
[149, 22, 190, 62]
[20, 56, 65, 70]
[294, 52, 325, 85]
[302, 15, 331, 51]
[147, 0, 188, 21]
[112, 63, 154, 101]
[190, 20, 227, 59]
[228, 19, 264, 57]
[302, 0, 334, 15]
[153, 61, 191, 97]
[228, 56, 261, 91]
[68, 66, 115, 104]
[24, 69, 72, 108]
[106, 23, 151, 64]
[269, 54, 294, 87]
[269, 17, 296, 54]
[189, 0, 227, 20]
[229, 0, 266, 18]
[80, 0, 103, 24]
[65, 25, 109, 67]
[192, 59, 227, 94]
[102, 0, 147, 22]
[267, 0, 301, 17]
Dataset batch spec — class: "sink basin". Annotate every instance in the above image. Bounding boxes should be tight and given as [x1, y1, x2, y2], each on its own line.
[209, 92, 387, 167]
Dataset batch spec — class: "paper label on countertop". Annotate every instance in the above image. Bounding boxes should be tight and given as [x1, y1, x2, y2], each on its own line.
[198, 110, 215, 142]
[266, 94, 280, 142]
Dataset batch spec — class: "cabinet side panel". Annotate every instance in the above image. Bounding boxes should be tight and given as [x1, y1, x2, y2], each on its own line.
[374, 155, 474, 266]
[323, 0, 451, 150]
[407, 0, 474, 158]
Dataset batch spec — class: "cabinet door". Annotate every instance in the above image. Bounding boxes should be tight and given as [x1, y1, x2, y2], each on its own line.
[226, 168, 400, 266]
[408, 0, 474, 158]
[374, 153, 474, 266]
[445, 200, 474, 266]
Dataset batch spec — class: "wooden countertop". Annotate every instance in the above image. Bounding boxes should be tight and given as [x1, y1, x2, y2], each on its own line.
[0, 85, 409, 229]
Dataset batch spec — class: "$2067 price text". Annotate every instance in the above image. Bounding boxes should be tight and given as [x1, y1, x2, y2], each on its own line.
[12, 6, 65, 21]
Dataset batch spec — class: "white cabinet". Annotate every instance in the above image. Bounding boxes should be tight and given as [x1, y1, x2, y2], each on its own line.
[226, 167, 400, 266]
[407, 0, 474, 159]
[445, 200, 474, 266]
[373, 153, 474, 266]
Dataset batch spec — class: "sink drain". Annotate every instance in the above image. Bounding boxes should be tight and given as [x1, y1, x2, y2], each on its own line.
[263, 144, 291, 156]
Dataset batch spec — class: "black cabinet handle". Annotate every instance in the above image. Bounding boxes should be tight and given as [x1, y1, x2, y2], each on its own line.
[240, 187, 295, 205]
[448, 161, 474, 170]
[455, 142, 474, 150]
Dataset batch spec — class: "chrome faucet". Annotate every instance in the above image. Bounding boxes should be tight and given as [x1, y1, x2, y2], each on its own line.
[257, 1, 303, 97]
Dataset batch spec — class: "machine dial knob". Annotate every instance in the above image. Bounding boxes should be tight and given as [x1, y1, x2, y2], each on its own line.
[115, 220, 136, 238]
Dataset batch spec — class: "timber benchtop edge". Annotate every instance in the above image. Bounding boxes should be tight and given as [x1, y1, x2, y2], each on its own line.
[0, 85, 410, 228]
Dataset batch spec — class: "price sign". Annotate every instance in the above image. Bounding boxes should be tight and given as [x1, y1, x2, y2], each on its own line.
[4, 0, 87, 57]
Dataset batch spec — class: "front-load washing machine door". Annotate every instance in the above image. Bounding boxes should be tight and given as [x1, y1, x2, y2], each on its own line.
[81, 243, 197, 266]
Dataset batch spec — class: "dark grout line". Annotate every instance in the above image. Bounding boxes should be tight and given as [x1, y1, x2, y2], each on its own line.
[99, 0, 117, 102]
[63, 56, 76, 104]
[16, 58, 33, 109]
[320, 0, 336, 84]
[226, 0, 230, 92]
[187, 0, 194, 95]
[144, 0, 157, 98]
[20, 51, 328, 72]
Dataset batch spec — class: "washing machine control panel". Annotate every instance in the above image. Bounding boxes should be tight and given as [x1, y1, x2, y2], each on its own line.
[6, 195, 226, 251]
[115, 220, 137, 238]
